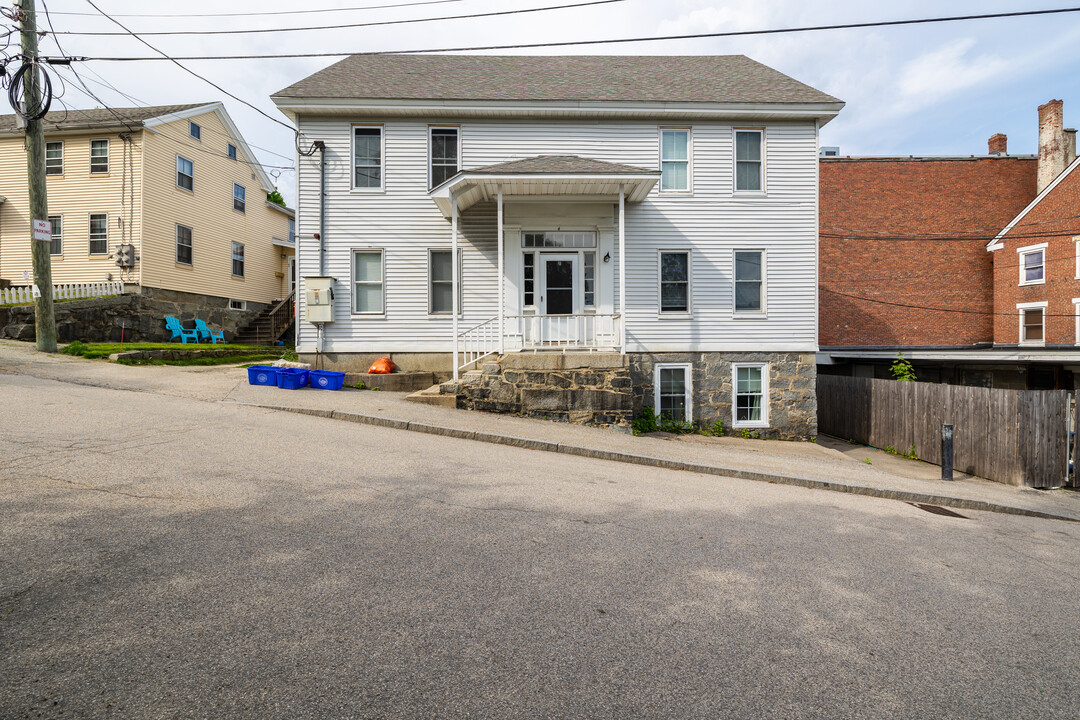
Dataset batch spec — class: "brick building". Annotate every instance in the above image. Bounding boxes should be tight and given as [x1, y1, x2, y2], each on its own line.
[820, 100, 1079, 389]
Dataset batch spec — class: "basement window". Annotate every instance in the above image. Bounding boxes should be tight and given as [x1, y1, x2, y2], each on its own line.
[229, 299, 246, 311]
[733, 363, 769, 428]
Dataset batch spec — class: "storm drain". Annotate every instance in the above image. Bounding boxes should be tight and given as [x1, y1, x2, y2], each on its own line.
[907, 502, 969, 519]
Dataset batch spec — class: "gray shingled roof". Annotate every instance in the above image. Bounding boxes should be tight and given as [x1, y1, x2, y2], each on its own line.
[468, 156, 657, 175]
[274, 55, 840, 105]
[0, 104, 208, 133]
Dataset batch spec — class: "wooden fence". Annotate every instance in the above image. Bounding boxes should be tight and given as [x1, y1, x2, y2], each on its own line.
[818, 375, 1070, 488]
[0, 281, 125, 305]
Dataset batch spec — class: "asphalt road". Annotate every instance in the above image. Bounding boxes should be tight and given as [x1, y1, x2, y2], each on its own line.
[3, 370, 1080, 719]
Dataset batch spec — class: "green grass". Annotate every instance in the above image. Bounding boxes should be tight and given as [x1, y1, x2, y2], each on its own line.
[62, 341, 270, 360]
[118, 353, 284, 367]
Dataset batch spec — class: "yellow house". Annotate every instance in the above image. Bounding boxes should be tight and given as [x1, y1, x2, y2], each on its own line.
[0, 102, 294, 316]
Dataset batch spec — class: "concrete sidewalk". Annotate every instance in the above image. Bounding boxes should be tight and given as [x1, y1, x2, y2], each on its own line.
[4, 339, 1079, 522]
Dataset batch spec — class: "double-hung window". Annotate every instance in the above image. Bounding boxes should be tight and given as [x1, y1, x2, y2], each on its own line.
[1018, 243, 1046, 285]
[429, 249, 461, 314]
[233, 183, 246, 213]
[227, 143, 237, 160]
[45, 141, 63, 175]
[90, 139, 109, 174]
[660, 128, 690, 192]
[231, 242, 245, 277]
[735, 129, 763, 192]
[733, 363, 768, 427]
[429, 127, 459, 188]
[353, 126, 382, 189]
[353, 249, 384, 314]
[176, 224, 193, 265]
[189, 121, 201, 140]
[89, 213, 108, 255]
[654, 363, 692, 422]
[48, 215, 62, 256]
[177, 155, 194, 191]
[659, 250, 690, 313]
[1018, 302, 1046, 345]
[734, 250, 764, 314]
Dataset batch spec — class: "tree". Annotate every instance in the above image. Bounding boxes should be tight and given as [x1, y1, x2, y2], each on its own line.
[266, 188, 286, 207]
[890, 353, 917, 382]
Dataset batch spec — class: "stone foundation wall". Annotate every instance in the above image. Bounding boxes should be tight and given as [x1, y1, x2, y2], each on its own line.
[451, 350, 816, 438]
[629, 351, 817, 440]
[452, 353, 636, 426]
[0, 287, 266, 343]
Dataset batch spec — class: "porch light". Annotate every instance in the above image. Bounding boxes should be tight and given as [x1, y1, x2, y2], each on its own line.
[603, 252, 611, 263]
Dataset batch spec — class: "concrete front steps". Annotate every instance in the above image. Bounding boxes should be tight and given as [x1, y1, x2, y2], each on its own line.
[405, 367, 485, 408]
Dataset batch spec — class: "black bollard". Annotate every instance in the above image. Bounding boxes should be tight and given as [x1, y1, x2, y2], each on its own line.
[942, 424, 954, 481]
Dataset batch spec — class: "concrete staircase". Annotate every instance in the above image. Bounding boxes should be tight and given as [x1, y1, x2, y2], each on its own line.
[406, 367, 488, 409]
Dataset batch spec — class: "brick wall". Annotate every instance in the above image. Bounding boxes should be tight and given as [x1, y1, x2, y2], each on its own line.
[820, 157, 1036, 347]
[992, 164, 1080, 345]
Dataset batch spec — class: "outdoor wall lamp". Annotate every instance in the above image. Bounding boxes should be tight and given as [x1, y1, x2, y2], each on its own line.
[603, 252, 611, 263]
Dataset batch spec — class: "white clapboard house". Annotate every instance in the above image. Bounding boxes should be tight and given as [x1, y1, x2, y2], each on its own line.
[272, 55, 842, 438]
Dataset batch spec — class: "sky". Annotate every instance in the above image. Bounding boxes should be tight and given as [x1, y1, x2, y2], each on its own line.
[28, 0, 1080, 206]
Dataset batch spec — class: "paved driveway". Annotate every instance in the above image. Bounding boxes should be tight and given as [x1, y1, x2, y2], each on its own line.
[3, 370, 1080, 719]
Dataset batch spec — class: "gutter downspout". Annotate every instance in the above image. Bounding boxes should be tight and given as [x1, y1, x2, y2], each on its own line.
[316, 141, 326, 276]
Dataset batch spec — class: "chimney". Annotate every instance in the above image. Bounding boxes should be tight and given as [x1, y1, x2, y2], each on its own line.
[1037, 99, 1066, 192]
[1066, 128, 1077, 167]
[988, 133, 1007, 155]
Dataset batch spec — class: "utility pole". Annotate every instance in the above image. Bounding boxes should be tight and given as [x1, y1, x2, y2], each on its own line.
[19, 0, 57, 352]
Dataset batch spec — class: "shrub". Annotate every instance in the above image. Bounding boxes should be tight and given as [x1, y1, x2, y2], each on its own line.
[631, 406, 659, 436]
[890, 352, 917, 382]
[709, 419, 724, 437]
[61, 340, 87, 356]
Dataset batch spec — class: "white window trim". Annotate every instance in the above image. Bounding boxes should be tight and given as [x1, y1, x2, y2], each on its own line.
[1073, 298, 1080, 346]
[175, 223, 193, 266]
[351, 248, 386, 316]
[428, 125, 461, 190]
[351, 124, 385, 192]
[427, 247, 462, 316]
[89, 138, 109, 174]
[228, 299, 247, 311]
[233, 183, 246, 214]
[733, 128, 766, 195]
[227, 143, 237, 161]
[189, 120, 201, 141]
[48, 214, 62, 256]
[732, 362, 770, 429]
[658, 127, 692, 194]
[176, 154, 194, 193]
[1017, 242, 1048, 286]
[653, 362, 693, 422]
[657, 249, 692, 316]
[1017, 301, 1048, 346]
[231, 241, 245, 278]
[88, 212, 109, 255]
[1074, 237, 1080, 280]
[45, 140, 64, 176]
[733, 248, 767, 317]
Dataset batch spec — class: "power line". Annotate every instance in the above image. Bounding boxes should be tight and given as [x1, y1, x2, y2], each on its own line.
[43, 0, 466, 18]
[83, 0, 295, 132]
[66, 6, 1080, 61]
[54, 0, 629, 37]
[821, 287, 1080, 318]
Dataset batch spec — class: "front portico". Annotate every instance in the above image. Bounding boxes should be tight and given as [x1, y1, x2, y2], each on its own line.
[429, 156, 659, 379]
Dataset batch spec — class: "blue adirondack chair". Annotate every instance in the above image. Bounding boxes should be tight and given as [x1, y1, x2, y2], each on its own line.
[194, 318, 225, 345]
[165, 316, 199, 344]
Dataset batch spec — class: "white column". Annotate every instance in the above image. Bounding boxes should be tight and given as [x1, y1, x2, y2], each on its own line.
[618, 185, 626, 354]
[452, 193, 459, 380]
[497, 184, 504, 355]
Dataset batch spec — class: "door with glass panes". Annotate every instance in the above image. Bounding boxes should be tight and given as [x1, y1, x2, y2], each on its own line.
[539, 253, 579, 342]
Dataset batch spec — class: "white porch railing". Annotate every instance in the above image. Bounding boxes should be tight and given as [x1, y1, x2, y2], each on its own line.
[458, 316, 500, 371]
[0, 281, 125, 305]
[506, 313, 621, 351]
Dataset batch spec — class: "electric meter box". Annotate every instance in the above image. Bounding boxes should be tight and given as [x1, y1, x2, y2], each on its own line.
[304, 276, 335, 323]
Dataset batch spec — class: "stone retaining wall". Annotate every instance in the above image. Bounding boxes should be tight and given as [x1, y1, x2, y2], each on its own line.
[0, 287, 265, 343]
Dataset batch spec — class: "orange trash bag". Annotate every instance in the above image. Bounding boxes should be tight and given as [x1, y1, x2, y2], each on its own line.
[368, 356, 395, 374]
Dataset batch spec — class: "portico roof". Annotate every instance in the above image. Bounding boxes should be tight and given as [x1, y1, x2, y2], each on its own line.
[430, 155, 660, 217]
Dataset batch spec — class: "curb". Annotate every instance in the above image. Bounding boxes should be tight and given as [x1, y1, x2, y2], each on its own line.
[231, 401, 1078, 524]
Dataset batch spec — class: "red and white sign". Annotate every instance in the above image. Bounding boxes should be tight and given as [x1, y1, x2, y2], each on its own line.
[32, 219, 51, 243]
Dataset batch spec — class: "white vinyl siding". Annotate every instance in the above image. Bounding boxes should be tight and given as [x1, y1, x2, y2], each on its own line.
[294, 118, 818, 353]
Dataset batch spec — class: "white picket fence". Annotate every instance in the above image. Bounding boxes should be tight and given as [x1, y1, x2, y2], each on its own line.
[0, 281, 125, 305]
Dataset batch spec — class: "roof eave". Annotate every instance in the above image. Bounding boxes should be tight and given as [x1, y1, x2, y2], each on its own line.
[430, 172, 661, 218]
[271, 96, 844, 122]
